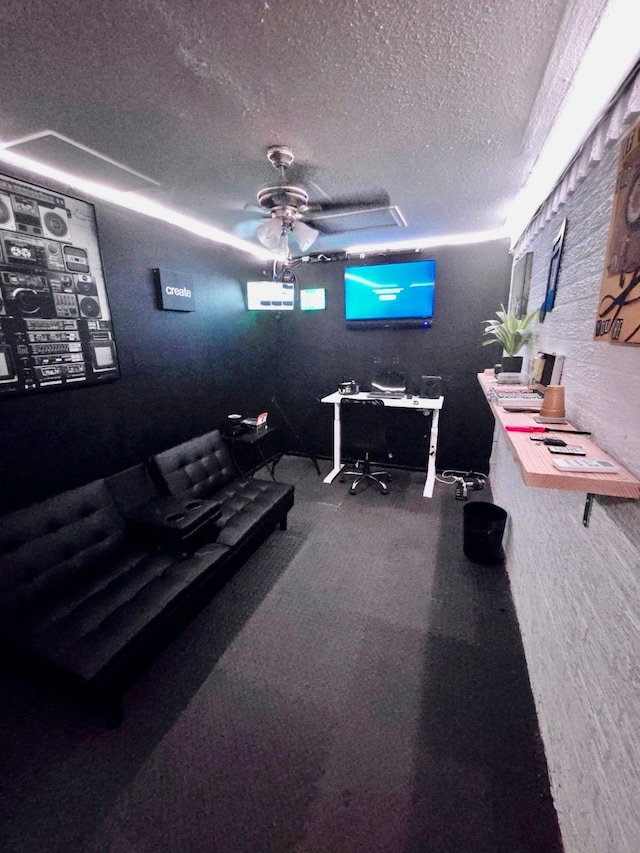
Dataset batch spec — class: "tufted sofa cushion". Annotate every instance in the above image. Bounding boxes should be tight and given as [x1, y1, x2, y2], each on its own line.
[212, 478, 294, 548]
[0, 478, 231, 684]
[0, 479, 128, 617]
[149, 429, 237, 500]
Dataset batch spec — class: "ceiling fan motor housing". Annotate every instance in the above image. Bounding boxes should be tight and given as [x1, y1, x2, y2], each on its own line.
[258, 145, 309, 220]
[256, 184, 309, 220]
[266, 145, 295, 170]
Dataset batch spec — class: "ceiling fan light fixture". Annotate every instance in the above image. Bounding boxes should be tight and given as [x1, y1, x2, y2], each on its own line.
[276, 231, 290, 255]
[256, 218, 284, 250]
[291, 218, 319, 251]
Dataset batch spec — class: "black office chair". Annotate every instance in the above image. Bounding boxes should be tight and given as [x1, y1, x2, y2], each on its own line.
[338, 399, 391, 495]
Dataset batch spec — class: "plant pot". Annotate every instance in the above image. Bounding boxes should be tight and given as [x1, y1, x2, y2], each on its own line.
[501, 356, 523, 374]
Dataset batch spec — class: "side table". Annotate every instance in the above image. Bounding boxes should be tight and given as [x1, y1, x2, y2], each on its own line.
[224, 426, 282, 481]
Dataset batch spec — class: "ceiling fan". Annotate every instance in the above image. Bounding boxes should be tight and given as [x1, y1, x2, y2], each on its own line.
[251, 145, 403, 255]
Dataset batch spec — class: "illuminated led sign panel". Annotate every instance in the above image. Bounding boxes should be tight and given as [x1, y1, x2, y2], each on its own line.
[0, 173, 119, 396]
[300, 287, 326, 311]
[246, 280, 294, 311]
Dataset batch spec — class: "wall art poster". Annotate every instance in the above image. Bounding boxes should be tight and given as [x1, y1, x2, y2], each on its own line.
[539, 219, 566, 323]
[595, 118, 640, 344]
[0, 173, 119, 396]
[508, 251, 533, 320]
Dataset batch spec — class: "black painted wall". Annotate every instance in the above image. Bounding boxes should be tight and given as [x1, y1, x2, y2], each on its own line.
[0, 167, 511, 513]
[270, 244, 511, 473]
[0, 185, 269, 513]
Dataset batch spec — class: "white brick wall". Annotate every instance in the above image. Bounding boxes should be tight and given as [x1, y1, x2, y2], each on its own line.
[490, 136, 640, 852]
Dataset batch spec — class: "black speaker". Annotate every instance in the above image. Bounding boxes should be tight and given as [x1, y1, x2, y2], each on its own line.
[419, 375, 443, 399]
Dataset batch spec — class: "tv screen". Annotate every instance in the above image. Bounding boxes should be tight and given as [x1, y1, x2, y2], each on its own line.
[246, 280, 294, 311]
[344, 259, 436, 322]
[300, 288, 326, 311]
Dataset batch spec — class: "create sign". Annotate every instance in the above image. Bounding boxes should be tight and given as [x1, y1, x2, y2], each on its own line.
[153, 268, 196, 312]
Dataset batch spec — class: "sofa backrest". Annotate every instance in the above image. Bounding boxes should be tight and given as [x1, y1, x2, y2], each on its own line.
[149, 429, 236, 500]
[0, 479, 127, 618]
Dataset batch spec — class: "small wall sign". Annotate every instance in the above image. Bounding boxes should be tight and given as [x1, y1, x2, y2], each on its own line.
[153, 268, 196, 312]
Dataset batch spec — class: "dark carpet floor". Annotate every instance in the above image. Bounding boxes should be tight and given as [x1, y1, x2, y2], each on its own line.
[0, 456, 563, 853]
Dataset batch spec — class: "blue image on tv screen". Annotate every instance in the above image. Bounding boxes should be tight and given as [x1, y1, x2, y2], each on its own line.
[344, 260, 436, 321]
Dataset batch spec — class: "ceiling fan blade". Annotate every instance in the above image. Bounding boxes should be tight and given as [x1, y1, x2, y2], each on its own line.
[304, 189, 391, 215]
[243, 202, 268, 215]
[303, 202, 406, 235]
[232, 217, 266, 238]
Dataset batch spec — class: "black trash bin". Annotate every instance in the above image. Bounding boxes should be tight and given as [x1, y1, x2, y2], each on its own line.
[463, 501, 507, 563]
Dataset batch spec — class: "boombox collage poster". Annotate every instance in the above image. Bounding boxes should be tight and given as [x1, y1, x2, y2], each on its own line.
[0, 172, 120, 397]
[596, 117, 640, 345]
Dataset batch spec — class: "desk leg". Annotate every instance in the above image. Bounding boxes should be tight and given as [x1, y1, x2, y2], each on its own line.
[323, 401, 343, 483]
[423, 409, 440, 498]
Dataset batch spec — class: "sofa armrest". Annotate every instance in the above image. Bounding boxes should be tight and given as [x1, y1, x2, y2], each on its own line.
[124, 495, 221, 546]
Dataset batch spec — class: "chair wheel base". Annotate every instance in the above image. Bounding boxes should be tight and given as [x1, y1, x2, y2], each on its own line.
[348, 474, 389, 495]
[340, 451, 390, 495]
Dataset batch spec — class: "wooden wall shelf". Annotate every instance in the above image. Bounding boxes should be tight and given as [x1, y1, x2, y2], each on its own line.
[478, 372, 640, 501]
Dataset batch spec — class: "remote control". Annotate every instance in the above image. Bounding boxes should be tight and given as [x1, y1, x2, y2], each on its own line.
[548, 444, 586, 455]
[551, 458, 620, 472]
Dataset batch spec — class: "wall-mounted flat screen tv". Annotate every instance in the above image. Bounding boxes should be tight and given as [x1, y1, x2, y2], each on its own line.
[344, 259, 436, 322]
[246, 280, 294, 311]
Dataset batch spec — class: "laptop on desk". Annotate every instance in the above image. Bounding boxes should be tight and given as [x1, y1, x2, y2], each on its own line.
[369, 368, 408, 398]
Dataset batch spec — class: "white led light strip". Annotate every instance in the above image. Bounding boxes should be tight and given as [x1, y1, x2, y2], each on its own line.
[506, 0, 640, 242]
[0, 146, 274, 262]
[344, 228, 509, 256]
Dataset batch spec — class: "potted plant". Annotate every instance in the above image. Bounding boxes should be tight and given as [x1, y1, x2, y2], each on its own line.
[482, 305, 537, 374]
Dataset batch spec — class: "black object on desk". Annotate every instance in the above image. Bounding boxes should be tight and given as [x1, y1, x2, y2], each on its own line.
[125, 495, 222, 546]
[225, 426, 282, 481]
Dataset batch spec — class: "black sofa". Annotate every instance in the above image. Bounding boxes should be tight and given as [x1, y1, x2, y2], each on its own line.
[0, 429, 294, 724]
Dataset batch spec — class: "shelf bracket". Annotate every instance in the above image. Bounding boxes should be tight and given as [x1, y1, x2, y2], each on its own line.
[583, 493, 595, 527]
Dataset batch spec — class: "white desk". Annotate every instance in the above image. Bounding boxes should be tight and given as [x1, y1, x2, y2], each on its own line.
[321, 391, 444, 497]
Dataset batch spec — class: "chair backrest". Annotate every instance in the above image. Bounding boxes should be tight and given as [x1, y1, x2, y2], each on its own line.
[340, 399, 388, 456]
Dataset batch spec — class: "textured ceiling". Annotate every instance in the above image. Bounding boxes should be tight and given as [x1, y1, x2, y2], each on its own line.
[0, 0, 624, 256]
